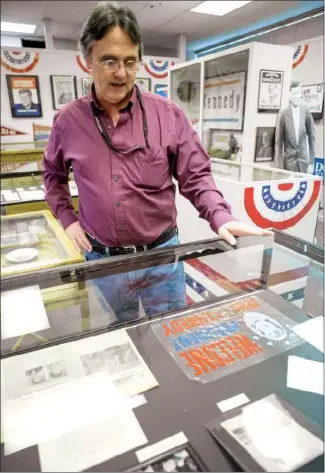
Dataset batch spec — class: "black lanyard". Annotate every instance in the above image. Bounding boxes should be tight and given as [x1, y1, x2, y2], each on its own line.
[91, 85, 149, 155]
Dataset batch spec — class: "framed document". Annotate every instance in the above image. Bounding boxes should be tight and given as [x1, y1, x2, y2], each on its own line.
[6, 75, 42, 118]
[50, 75, 77, 110]
[135, 78, 151, 92]
[81, 77, 93, 96]
[258, 70, 283, 113]
[301, 83, 324, 120]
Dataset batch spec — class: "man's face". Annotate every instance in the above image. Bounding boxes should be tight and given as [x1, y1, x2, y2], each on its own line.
[262, 132, 269, 146]
[254, 320, 285, 339]
[290, 85, 301, 107]
[87, 26, 139, 106]
[61, 84, 69, 94]
[269, 83, 277, 99]
[20, 92, 32, 107]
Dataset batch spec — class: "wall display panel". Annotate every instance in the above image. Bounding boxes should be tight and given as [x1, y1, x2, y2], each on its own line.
[135, 78, 151, 92]
[170, 62, 201, 132]
[50, 75, 77, 110]
[257, 69, 283, 113]
[6, 75, 42, 118]
[81, 77, 92, 96]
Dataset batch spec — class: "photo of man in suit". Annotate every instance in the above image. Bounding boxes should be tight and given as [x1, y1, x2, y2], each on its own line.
[257, 131, 273, 159]
[275, 80, 316, 173]
[255, 127, 275, 162]
[13, 88, 41, 115]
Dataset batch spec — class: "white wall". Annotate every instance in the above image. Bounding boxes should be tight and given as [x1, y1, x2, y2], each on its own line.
[1, 35, 22, 47]
[1, 46, 179, 141]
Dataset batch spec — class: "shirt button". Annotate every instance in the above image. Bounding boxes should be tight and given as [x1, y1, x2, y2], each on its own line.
[116, 201, 121, 207]
[114, 176, 119, 181]
[119, 226, 124, 231]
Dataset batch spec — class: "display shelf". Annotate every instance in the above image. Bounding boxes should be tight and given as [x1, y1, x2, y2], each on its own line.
[1, 210, 83, 276]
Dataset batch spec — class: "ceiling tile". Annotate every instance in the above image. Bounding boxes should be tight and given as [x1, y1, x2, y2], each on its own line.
[147, 1, 203, 11]
[135, 4, 186, 30]
[1, 1, 49, 23]
[158, 10, 219, 34]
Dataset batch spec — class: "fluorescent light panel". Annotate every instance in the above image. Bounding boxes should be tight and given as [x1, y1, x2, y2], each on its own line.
[1, 21, 36, 34]
[191, 1, 251, 16]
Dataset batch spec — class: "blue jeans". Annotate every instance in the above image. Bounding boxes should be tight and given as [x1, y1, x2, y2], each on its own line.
[86, 235, 187, 324]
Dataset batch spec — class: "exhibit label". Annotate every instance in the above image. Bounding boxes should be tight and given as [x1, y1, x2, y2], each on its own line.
[203, 72, 246, 130]
[301, 83, 324, 119]
[152, 296, 303, 383]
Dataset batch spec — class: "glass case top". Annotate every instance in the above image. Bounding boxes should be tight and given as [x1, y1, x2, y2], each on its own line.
[0, 235, 273, 357]
[1, 141, 47, 152]
[210, 158, 308, 183]
[1, 211, 82, 276]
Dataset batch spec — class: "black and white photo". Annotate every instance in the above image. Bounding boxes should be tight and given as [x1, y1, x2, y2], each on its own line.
[50, 75, 77, 110]
[81, 77, 93, 96]
[135, 78, 151, 92]
[258, 70, 283, 113]
[254, 127, 275, 162]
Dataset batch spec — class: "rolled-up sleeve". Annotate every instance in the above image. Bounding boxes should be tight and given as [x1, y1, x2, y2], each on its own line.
[43, 112, 78, 229]
[173, 107, 235, 232]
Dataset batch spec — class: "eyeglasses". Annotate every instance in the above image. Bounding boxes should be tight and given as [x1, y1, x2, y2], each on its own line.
[100, 59, 141, 72]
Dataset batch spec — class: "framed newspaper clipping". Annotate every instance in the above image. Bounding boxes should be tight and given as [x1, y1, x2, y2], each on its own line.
[257, 70, 283, 113]
[301, 83, 324, 120]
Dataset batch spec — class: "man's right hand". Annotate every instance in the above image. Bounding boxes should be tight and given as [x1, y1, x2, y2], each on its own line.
[65, 221, 92, 253]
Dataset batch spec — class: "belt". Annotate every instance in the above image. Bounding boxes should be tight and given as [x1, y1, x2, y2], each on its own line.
[87, 226, 177, 256]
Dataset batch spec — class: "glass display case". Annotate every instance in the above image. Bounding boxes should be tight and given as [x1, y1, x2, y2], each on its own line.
[1, 236, 323, 472]
[1, 171, 79, 215]
[0, 141, 46, 174]
[1, 210, 83, 276]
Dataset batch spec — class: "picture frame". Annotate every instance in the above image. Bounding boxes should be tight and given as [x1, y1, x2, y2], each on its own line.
[135, 78, 151, 92]
[254, 127, 275, 163]
[6, 74, 42, 118]
[257, 69, 284, 113]
[50, 75, 77, 110]
[155, 84, 168, 98]
[81, 77, 93, 96]
[301, 83, 324, 120]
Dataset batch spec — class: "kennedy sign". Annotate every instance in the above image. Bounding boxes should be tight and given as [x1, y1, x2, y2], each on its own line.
[203, 71, 246, 130]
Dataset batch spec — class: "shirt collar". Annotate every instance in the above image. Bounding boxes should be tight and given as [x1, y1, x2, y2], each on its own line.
[89, 83, 137, 114]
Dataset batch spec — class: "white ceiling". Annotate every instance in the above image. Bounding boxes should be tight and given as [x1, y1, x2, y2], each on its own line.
[1, 0, 302, 49]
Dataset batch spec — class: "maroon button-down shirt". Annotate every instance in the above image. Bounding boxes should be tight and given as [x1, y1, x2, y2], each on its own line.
[43, 86, 234, 247]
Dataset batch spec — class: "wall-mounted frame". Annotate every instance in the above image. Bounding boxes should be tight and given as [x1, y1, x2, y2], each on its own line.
[301, 83, 324, 120]
[254, 127, 275, 163]
[155, 84, 168, 98]
[50, 75, 77, 110]
[135, 78, 151, 92]
[6, 75, 42, 118]
[257, 69, 283, 113]
[81, 77, 93, 96]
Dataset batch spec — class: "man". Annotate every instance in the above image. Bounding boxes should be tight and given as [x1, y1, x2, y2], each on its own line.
[257, 131, 273, 159]
[14, 88, 40, 115]
[275, 80, 315, 173]
[43, 2, 270, 322]
[228, 133, 238, 156]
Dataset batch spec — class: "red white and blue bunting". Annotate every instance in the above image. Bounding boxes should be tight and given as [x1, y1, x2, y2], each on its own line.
[144, 60, 174, 79]
[1, 50, 39, 73]
[244, 180, 321, 230]
[292, 44, 308, 69]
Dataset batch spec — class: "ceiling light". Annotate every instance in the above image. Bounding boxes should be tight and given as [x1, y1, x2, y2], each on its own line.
[191, 1, 251, 16]
[1, 21, 36, 34]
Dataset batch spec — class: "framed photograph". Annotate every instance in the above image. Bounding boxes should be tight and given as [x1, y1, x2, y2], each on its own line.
[301, 83, 324, 120]
[258, 70, 283, 113]
[6, 75, 42, 118]
[254, 127, 275, 163]
[50, 75, 77, 110]
[155, 84, 167, 98]
[135, 78, 151, 92]
[126, 443, 207, 472]
[208, 129, 242, 160]
[81, 77, 93, 96]
[203, 71, 246, 131]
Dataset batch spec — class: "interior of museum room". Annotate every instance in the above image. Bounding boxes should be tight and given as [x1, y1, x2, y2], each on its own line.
[0, 1, 324, 472]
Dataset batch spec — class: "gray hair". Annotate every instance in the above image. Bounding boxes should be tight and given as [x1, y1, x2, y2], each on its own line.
[290, 80, 300, 90]
[79, 2, 143, 60]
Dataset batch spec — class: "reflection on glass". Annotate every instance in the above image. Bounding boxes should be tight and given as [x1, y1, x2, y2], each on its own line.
[1, 237, 271, 355]
[203, 50, 249, 162]
[170, 63, 201, 132]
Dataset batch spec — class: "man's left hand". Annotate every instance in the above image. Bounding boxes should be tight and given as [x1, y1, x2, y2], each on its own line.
[218, 221, 272, 246]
